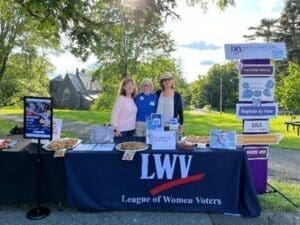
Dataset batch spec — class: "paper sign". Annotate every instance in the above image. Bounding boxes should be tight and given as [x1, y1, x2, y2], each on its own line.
[240, 65, 274, 76]
[239, 77, 275, 102]
[122, 150, 136, 161]
[237, 133, 282, 145]
[151, 113, 163, 130]
[151, 131, 176, 150]
[169, 118, 179, 130]
[243, 120, 269, 133]
[224, 42, 287, 60]
[236, 103, 278, 119]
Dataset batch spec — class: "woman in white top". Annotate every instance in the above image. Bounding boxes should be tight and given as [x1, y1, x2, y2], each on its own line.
[156, 72, 184, 134]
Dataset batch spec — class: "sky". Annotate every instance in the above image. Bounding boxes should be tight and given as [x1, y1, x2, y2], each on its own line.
[48, 0, 285, 83]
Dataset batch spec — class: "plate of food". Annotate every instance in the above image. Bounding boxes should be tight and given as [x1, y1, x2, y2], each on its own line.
[115, 141, 149, 152]
[181, 135, 210, 145]
[43, 138, 81, 151]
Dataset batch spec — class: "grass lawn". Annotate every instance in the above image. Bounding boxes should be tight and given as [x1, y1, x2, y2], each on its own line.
[0, 107, 299, 211]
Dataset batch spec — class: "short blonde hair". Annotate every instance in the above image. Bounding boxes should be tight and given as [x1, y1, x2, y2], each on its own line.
[140, 78, 154, 92]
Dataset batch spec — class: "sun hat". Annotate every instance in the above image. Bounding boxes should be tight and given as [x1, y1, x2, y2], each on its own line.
[159, 71, 173, 82]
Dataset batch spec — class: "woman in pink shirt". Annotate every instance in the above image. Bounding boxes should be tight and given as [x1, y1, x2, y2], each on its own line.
[111, 77, 137, 137]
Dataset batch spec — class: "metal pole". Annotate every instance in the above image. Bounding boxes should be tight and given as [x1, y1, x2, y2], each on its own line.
[220, 76, 222, 115]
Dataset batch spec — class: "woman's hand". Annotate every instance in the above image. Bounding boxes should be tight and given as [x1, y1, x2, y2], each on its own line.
[114, 129, 121, 137]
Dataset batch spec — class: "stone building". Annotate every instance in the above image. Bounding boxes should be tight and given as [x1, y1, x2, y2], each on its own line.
[50, 69, 101, 109]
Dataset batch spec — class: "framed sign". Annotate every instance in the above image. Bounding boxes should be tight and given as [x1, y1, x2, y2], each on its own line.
[23, 96, 53, 139]
[239, 77, 275, 102]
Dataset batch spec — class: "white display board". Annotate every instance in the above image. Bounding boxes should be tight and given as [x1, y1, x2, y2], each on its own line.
[239, 77, 275, 102]
[224, 42, 287, 60]
[243, 120, 269, 133]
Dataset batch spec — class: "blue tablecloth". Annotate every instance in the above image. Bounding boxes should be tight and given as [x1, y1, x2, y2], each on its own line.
[65, 148, 260, 217]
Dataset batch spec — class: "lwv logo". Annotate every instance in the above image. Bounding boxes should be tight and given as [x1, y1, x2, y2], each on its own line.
[140, 153, 192, 180]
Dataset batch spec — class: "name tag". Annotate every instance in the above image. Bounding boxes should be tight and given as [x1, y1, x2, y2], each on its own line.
[150, 101, 155, 106]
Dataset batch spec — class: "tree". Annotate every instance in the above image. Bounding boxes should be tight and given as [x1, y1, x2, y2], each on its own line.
[278, 62, 300, 113]
[243, 18, 278, 42]
[0, 53, 52, 106]
[276, 0, 300, 63]
[201, 63, 238, 111]
[0, 0, 59, 83]
[92, 56, 187, 111]
[13, 0, 235, 63]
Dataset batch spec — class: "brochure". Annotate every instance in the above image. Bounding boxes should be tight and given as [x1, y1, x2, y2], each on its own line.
[210, 130, 237, 150]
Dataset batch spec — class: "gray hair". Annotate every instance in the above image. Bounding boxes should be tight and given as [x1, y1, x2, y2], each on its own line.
[140, 78, 154, 92]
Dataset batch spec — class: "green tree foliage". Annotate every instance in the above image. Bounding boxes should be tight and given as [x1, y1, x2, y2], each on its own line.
[0, 0, 59, 83]
[92, 56, 187, 111]
[278, 62, 300, 113]
[243, 18, 278, 42]
[0, 53, 52, 106]
[191, 63, 238, 111]
[277, 0, 300, 63]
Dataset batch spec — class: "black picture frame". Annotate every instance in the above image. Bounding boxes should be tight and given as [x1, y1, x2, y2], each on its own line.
[23, 96, 53, 140]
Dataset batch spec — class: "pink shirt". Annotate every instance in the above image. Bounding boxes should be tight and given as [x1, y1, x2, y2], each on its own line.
[111, 96, 137, 132]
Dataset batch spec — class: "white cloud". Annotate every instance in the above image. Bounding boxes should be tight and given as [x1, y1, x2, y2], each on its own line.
[48, 52, 97, 78]
[164, 0, 284, 82]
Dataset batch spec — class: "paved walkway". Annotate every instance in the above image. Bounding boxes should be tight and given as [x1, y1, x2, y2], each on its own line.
[1, 115, 299, 225]
[0, 207, 299, 225]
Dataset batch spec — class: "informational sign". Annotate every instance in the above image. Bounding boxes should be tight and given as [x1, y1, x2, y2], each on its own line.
[151, 131, 176, 150]
[52, 118, 63, 140]
[236, 103, 278, 119]
[151, 113, 163, 130]
[237, 133, 282, 145]
[224, 42, 287, 60]
[239, 77, 275, 102]
[23, 96, 53, 139]
[210, 130, 237, 150]
[169, 118, 179, 130]
[240, 65, 274, 76]
[243, 120, 269, 133]
[243, 146, 268, 160]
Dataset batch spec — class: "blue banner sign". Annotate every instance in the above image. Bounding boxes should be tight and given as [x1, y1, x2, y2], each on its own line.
[236, 103, 278, 119]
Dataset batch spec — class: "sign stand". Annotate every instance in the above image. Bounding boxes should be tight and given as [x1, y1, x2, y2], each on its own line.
[23, 96, 53, 220]
[26, 138, 51, 220]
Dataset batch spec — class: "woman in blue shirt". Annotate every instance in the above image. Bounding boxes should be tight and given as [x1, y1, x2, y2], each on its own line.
[134, 78, 158, 136]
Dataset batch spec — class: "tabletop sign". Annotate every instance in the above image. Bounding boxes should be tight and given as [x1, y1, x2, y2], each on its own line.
[151, 131, 176, 150]
[169, 118, 179, 130]
[243, 146, 268, 160]
[210, 130, 237, 150]
[243, 120, 269, 133]
[224, 42, 287, 60]
[122, 150, 136, 161]
[237, 133, 282, 145]
[240, 65, 274, 76]
[239, 77, 275, 102]
[236, 103, 278, 119]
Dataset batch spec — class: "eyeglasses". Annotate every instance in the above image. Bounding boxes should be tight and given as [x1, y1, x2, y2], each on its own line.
[143, 84, 151, 87]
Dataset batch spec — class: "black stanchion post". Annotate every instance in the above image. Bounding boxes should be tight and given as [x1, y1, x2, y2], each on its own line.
[26, 139, 51, 220]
